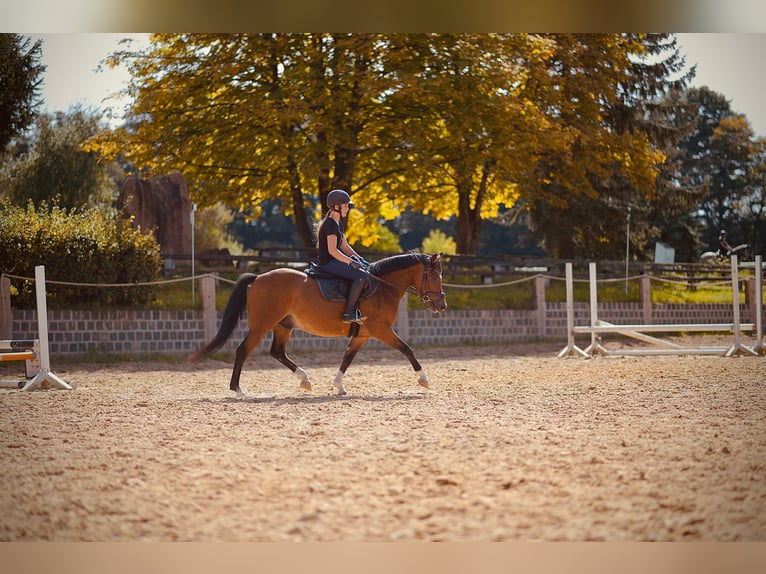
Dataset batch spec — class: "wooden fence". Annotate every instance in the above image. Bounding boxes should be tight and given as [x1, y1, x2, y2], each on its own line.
[162, 249, 757, 287]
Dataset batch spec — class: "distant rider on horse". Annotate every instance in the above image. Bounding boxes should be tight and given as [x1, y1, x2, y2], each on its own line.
[718, 230, 733, 258]
[315, 189, 370, 325]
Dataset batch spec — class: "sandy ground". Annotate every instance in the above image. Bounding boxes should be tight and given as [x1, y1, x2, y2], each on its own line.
[1, 337, 764, 541]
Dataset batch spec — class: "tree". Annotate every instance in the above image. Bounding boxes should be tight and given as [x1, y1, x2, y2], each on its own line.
[0, 34, 45, 151]
[677, 87, 759, 253]
[1, 108, 120, 209]
[742, 137, 766, 256]
[94, 33, 405, 249]
[96, 33, 697, 257]
[421, 229, 457, 255]
[524, 33, 696, 260]
[379, 34, 560, 255]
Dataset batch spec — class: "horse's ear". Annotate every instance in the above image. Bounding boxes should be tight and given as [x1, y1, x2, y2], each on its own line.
[430, 253, 442, 264]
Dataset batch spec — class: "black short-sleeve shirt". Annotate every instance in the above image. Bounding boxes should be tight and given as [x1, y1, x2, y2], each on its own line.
[318, 216, 344, 265]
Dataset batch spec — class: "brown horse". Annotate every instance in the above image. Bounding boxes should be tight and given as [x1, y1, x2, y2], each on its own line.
[188, 252, 447, 397]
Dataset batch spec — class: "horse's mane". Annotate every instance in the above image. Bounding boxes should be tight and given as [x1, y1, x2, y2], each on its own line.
[368, 252, 428, 277]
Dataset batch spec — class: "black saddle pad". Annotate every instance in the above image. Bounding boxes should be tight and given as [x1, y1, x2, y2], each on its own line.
[305, 261, 376, 302]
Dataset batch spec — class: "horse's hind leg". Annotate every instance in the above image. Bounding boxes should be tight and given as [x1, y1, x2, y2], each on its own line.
[230, 327, 269, 398]
[333, 336, 369, 396]
[270, 323, 312, 391]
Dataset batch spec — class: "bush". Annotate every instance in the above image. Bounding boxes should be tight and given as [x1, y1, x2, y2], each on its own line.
[0, 200, 162, 308]
[421, 229, 457, 255]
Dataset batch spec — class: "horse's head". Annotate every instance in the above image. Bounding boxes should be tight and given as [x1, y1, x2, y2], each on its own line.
[418, 253, 447, 314]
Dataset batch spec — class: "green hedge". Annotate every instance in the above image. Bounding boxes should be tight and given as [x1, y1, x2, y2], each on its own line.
[0, 200, 162, 308]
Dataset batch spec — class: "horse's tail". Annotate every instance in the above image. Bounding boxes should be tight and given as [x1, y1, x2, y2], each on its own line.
[187, 273, 257, 362]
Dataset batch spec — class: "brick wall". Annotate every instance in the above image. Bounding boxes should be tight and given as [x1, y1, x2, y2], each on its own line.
[10, 301, 760, 357]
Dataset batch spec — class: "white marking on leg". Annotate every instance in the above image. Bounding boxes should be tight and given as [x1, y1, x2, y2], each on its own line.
[295, 367, 312, 391]
[334, 370, 347, 396]
[416, 370, 429, 388]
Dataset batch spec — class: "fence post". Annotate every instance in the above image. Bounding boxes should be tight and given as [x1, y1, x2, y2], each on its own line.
[534, 274, 547, 338]
[200, 275, 217, 343]
[396, 296, 409, 341]
[0, 275, 11, 340]
[640, 273, 652, 325]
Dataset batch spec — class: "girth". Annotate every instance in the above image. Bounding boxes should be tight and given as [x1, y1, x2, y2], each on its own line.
[304, 262, 377, 302]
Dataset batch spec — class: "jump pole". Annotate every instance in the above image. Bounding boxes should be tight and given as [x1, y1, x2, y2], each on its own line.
[751, 255, 765, 355]
[19, 266, 72, 391]
[0, 339, 37, 389]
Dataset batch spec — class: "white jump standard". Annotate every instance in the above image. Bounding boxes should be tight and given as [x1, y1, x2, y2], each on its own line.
[559, 256, 762, 358]
[0, 266, 72, 391]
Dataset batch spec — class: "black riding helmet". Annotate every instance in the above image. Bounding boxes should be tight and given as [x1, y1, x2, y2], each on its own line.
[327, 189, 354, 212]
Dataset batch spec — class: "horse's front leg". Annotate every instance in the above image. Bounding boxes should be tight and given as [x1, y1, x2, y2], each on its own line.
[333, 336, 369, 396]
[371, 327, 429, 389]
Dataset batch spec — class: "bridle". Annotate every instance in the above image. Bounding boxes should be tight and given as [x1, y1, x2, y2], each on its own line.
[367, 257, 445, 306]
[416, 259, 446, 306]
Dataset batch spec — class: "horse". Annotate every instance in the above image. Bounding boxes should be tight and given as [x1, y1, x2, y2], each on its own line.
[700, 243, 749, 264]
[188, 252, 447, 397]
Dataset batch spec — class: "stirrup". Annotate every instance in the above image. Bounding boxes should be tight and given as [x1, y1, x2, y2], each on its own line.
[342, 309, 366, 324]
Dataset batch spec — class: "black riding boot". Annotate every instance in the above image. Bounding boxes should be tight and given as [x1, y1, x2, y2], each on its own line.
[342, 277, 368, 324]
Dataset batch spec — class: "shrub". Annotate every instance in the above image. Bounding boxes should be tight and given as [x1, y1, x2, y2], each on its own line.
[0, 200, 161, 308]
[421, 229, 457, 255]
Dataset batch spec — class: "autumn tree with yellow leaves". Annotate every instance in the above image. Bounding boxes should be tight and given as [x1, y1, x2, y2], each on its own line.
[94, 33, 691, 255]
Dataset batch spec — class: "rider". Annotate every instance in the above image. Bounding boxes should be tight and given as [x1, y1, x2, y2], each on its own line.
[718, 230, 733, 258]
[315, 189, 370, 324]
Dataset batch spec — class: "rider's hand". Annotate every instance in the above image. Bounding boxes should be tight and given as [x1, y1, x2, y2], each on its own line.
[350, 260, 362, 270]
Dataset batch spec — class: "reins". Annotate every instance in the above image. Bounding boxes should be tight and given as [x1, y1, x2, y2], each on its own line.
[366, 258, 444, 305]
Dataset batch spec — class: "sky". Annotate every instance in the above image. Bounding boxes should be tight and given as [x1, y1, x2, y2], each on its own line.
[28, 33, 766, 137]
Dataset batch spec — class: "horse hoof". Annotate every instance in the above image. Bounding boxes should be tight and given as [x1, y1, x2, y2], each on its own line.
[336, 388, 347, 396]
[233, 388, 245, 399]
[418, 376, 429, 388]
[300, 380, 312, 392]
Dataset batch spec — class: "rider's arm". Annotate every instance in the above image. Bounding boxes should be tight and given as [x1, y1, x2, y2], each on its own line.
[339, 236, 363, 262]
[326, 235, 357, 266]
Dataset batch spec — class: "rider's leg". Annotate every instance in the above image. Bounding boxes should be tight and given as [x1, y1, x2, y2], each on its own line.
[316, 259, 369, 324]
[343, 276, 368, 324]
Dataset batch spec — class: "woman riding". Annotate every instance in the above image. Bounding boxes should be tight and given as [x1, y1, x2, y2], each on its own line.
[718, 229, 733, 257]
[315, 189, 370, 325]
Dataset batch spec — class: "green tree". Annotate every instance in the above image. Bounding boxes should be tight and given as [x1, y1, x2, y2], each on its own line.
[742, 138, 766, 256]
[677, 87, 759, 253]
[524, 33, 696, 260]
[1, 108, 121, 209]
[194, 202, 246, 254]
[0, 34, 45, 151]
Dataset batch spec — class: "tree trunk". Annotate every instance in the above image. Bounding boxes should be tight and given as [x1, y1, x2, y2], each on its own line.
[454, 162, 490, 255]
[285, 152, 315, 249]
[455, 190, 484, 255]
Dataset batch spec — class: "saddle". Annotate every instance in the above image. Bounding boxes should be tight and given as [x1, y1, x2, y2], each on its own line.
[304, 261, 377, 302]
